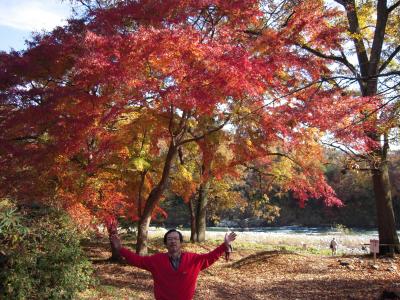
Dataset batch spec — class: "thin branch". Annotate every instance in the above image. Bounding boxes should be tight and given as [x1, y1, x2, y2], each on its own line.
[281, 11, 295, 28]
[177, 115, 231, 146]
[168, 103, 175, 141]
[174, 112, 190, 142]
[330, 97, 395, 138]
[10, 135, 39, 142]
[266, 152, 303, 168]
[237, 78, 334, 122]
[299, 44, 358, 76]
[388, 1, 400, 12]
[244, 164, 280, 178]
[322, 141, 367, 160]
[376, 70, 400, 77]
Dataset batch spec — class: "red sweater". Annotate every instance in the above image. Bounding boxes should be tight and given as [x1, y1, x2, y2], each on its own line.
[120, 243, 226, 300]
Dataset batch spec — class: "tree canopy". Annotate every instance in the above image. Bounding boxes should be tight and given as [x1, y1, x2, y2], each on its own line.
[1, 0, 398, 254]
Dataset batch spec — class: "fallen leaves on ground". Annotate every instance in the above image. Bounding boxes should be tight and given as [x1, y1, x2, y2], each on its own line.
[79, 239, 400, 300]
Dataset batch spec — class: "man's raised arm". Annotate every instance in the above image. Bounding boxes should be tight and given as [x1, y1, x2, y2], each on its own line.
[198, 232, 237, 270]
[110, 234, 154, 272]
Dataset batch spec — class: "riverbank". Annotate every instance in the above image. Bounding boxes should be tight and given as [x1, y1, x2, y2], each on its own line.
[140, 226, 379, 255]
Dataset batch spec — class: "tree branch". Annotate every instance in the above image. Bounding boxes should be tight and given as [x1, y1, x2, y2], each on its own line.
[378, 45, 400, 73]
[388, 1, 400, 12]
[266, 152, 303, 168]
[321, 141, 367, 160]
[298, 44, 358, 76]
[10, 135, 39, 142]
[367, 0, 389, 80]
[344, 1, 370, 83]
[244, 164, 282, 178]
[168, 103, 175, 142]
[177, 115, 231, 146]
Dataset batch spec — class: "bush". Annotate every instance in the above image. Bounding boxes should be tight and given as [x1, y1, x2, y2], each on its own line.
[0, 199, 94, 300]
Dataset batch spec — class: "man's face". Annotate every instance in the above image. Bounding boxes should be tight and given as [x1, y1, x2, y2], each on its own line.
[166, 231, 182, 254]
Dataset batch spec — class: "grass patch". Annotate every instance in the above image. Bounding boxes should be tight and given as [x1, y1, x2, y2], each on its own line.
[103, 232, 343, 257]
[199, 238, 336, 256]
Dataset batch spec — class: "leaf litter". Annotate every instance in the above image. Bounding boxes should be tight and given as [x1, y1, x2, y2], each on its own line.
[79, 239, 400, 300]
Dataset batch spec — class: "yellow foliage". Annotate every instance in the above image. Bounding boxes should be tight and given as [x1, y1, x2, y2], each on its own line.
[130, 157, 151, 172]
[115, 111, 141, 127]
[270, 157, 293, 182]
[177, 164, 193, 182]
[357, 1, 375, 39]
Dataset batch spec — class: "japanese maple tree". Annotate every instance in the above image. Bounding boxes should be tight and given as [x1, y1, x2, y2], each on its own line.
[0, 0, 358, 256]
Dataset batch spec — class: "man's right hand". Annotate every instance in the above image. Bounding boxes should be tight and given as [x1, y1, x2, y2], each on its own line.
[110, 234, 122, 252]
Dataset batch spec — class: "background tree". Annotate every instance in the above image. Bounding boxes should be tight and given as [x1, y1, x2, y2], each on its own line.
[244, 0, 400, 254]
[172, 131, 244, 242]
[309, 0, 400, 254]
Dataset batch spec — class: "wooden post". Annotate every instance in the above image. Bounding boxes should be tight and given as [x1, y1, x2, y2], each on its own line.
[370, 239, 379, 264]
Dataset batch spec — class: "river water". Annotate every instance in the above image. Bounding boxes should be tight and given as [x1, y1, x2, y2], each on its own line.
[147, 226, 400, 254]
[207, 226, 383, 235]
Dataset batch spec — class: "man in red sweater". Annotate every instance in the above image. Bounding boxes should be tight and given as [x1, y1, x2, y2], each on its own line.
[110, 229, 236, 300]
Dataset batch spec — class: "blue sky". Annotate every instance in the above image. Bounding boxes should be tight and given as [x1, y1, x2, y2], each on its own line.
[0, 0, 73, 51]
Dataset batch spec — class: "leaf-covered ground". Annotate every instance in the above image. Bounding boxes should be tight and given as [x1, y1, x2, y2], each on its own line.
[78, 238, 400, 300]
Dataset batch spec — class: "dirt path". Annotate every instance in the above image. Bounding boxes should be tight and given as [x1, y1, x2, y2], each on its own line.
[79, 239, 400, 300]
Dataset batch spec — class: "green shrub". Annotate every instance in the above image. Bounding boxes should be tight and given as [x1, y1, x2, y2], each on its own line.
[0, 199, 94, 300]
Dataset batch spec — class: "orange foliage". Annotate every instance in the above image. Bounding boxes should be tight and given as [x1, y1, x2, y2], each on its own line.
[1, 0, 376, 231]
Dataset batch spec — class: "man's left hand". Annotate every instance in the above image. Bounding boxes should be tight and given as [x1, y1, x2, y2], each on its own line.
[224, 232, 237, 247]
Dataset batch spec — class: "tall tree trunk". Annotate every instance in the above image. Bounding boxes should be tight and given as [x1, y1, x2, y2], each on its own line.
[324, 0, 398, 256]
[363, 101, 399, 255]
[136, 142, 177, 255]
[372, 169, 400, 255]
[195, 181, 210, 242]
[371, 143, 400, 255]
[302, 0, 399, 255]
[351, 0, 399, 255]
[189, 197, 197, 242]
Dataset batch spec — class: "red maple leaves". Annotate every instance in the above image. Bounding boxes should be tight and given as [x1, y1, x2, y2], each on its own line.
[1, 0, 371, 237]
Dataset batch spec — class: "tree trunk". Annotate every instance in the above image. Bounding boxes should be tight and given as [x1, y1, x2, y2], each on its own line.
[137, 170, 147, 219]
[189, 197, 197, 242]
[301, 0, 399, 256]
[195, 181, 210, 242]
[347, 0, 399, 255]
[371, 157, 400, 255]
[108, 229, 122, 261]
[333, 0, 399, 255]
[364, 104, 399, 255]
[106, 217, 122, 261]
[135, 142, 177, 255]
[136, 213, 152, 255]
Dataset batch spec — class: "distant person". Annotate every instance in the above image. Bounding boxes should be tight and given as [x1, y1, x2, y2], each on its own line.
[330, 238, 338, 255]
[110, 229, 237, 300]
[225, 243, 233, 261]
[301, 242, 307, 250]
